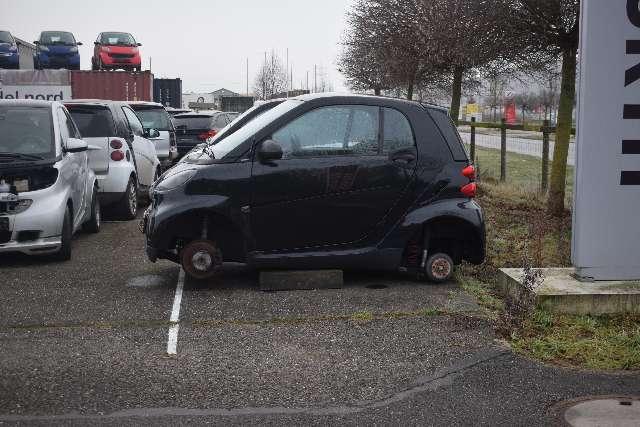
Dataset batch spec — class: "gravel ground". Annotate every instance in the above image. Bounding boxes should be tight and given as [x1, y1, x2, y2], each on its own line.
[1, 217, 638, 426]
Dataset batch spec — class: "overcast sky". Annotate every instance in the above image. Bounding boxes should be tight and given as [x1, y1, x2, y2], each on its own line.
[2, 0, 353, 94]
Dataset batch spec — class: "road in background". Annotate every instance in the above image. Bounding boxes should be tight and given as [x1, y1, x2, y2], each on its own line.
[458, 129, 576, 166]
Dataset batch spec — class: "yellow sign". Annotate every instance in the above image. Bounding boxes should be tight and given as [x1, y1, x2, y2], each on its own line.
[466, 103, 479, 114]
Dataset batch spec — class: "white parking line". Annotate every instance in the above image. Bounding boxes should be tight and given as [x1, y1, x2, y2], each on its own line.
[166, 268, 185, 355]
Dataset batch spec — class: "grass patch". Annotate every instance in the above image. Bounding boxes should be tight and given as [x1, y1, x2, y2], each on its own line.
[512, 311, 640, 370]
[457, 179, 640, 370]
[470, 145, 574, 198]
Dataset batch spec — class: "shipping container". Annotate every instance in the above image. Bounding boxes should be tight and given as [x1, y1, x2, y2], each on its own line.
[70, 70, 153, 101]
[15, 37, 35, 70]
[153, 78, 182, 108]
[220, 96, 254, 113]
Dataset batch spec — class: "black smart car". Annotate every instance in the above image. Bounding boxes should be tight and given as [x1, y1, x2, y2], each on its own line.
[143, 94, 485, 282]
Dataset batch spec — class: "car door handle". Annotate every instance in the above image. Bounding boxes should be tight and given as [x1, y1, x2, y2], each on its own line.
[390, 152, 416, 164]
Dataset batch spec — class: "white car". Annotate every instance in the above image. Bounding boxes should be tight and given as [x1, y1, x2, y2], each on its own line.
[0, 99, 100, 260]
[66, 100, 161, 219]
[128, 101, 178, 169]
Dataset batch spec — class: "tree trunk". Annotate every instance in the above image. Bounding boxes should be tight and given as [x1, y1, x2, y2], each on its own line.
[450, 66, 464, 124]
[547, 47, 577, 216]
[374, 87, 381, 96]
[407, 81, 414, 100]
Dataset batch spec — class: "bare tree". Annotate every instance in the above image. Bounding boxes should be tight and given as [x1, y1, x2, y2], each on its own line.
[500, 0, 579, 215]
[513, 92, 537, 125]
[316, 66, 335, 93]
[254, 50, 288, 100]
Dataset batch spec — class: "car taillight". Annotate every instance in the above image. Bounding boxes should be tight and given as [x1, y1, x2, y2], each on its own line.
[460, 182, 477, 198]
[198, 130, 217, 141]
[462, 165, 476, 180]
[111, 150, 125, 161]
[110, 140, 123, 150]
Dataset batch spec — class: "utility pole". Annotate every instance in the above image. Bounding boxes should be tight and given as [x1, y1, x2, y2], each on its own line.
[286, 48, 289, 98]
[263, 51, 267, 100]
[314, 65, 317, 93]
[306, 71, 309, 91]
[246, 58, 249, 96]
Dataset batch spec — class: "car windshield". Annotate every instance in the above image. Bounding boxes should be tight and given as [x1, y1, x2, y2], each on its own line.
[67, 106, 115, 138]
[173, 115, 215, 130]
[132, 107, 173, 131]
[0, 31, 13, 44]
[40, 31, 75, 45]
[0, 106, 54, 157]
[211, 99, 302, 159]
[101, 32, 136, 46]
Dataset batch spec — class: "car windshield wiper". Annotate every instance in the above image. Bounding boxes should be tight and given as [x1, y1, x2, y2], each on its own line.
[0, 152, 44, 161]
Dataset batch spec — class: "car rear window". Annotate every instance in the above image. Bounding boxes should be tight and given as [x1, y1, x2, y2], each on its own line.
[428, 108, 468, 161]
[173, 116, 214, 130]
[67, 106, 116, 138]
[130, 106, 173, 131]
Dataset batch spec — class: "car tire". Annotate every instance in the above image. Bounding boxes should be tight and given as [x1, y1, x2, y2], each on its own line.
[52, 208, 73, 261]
[83, 189, 101, 233]
[424, 253, 454, 283]
[116, 177, 138, 220]
[180, 240, 222, 280]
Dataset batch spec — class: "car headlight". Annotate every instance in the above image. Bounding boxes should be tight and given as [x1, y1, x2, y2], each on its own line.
[11, 199, 32, 214]
[156, 169, 197, 192]
[39, 45, 49, 52]
[9, 45, 17, 52]
[69, 46, 78, 53]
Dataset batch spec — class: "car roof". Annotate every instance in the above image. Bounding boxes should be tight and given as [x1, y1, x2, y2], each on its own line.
[65, 99, 128, 106]
[292, 92, 449, 113]
[0, 99, 56, 109]
[173, 112, 221, 118]
[128, 101, 164, 108]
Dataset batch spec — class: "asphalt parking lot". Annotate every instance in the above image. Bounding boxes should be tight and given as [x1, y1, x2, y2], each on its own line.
[1, 215, 639, 426]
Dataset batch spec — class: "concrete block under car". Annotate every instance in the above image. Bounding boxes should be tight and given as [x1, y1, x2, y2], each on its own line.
[498, 268, 640, 315]
[260, 270, 343, 291]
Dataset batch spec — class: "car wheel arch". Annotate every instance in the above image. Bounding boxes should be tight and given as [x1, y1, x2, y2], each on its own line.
[167, 209, 247, 263]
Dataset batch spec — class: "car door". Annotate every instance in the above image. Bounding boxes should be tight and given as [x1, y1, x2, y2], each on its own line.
[250, 104, 418, 252]
[122, 106, 156, 186]
[57, 107, 87, 228]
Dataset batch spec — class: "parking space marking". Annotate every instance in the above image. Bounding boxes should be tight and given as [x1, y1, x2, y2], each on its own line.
[166, 268, 185, 355]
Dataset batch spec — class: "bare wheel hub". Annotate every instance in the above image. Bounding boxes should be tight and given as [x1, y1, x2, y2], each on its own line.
[191, 250, 213, 272]
[181, 240, 222, 280]
[431, 258, 451, 280]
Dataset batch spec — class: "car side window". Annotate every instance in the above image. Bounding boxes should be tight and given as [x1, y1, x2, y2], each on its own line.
[382, 108, 415, 153]
[122, 107, 144, 136]
[62, 109, 81, 139]
[272, 105, 379, 159]
[57, 108, 70, 142]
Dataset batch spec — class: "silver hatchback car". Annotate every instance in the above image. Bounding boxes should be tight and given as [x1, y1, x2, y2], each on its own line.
[129, 102, 178, 169]
[0, 100, 100, 260]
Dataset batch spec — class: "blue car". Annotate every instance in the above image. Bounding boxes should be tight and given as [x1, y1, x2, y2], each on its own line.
[34, 31, 82, 70]
[0, 31, 19, 69]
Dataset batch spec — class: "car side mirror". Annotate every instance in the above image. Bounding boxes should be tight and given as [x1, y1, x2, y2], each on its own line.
[77, 41, 83, 46]
[33, 41, 39, 45]
[144, 128, 160, 138]
[65, 138, 88, 153]
[94, 41, 100, 46]
[257, 139, 283, 162]
[137, 43, 142, 47]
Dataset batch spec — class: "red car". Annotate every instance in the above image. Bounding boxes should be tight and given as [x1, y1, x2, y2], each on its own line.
[92, 32, 142, 72]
